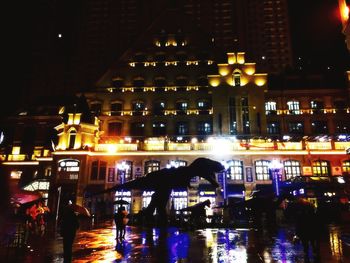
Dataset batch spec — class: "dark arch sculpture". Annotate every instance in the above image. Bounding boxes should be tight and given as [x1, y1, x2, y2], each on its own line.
[98, 158, 224, 225]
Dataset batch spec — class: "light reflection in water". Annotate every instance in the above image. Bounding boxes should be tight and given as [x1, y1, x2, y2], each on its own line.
[329, 226, 343, 260]
[71, 223, 347, 263]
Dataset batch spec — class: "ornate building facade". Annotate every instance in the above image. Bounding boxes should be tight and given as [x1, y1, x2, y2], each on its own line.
[1, 8, 349, 218]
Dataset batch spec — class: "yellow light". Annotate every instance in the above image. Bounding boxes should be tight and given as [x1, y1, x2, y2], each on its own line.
[227, 53, 236, 64]
[107, 144, 117, 153]
[340, 0, 349, 22]
[236, 52, 245, 64]
[218, 65, 230, 76]
[208, 77, 220, 87]
[243, 63, 256, 75]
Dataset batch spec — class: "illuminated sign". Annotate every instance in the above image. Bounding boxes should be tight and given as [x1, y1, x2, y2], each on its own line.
[58, 159, 80, 180]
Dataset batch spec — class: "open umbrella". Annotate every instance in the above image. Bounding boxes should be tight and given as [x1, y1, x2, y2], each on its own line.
[70, 204, 91, 217]
[10, 189, 42, 206]
[113, 199, 129, 206]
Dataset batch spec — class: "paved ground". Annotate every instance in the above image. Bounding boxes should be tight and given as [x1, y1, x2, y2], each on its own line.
[2, 221, 350, 263]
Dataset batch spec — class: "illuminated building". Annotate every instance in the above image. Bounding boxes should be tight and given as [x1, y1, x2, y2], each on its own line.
[339, 0, 350, 52]
[1, 8, 349, 217]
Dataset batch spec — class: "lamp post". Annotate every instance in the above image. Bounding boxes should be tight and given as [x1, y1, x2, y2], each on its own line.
[269, 159, 283, 197]
[117, 161, 130, 200]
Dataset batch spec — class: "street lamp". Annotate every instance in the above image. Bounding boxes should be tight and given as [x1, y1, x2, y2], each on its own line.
[269, 159, 283, 197]
[117, 161, 130, 202]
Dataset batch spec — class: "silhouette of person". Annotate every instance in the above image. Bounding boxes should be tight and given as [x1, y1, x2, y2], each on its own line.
[295, 198, 320, 262]
[60, 202, 79, 263]
[114, 206, 128, 242]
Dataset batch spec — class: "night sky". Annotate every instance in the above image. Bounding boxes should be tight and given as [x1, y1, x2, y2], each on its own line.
[3, 0, 350, 118]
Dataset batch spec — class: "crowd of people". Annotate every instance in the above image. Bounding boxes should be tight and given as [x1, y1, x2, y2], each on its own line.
[25, 201, 50, 236]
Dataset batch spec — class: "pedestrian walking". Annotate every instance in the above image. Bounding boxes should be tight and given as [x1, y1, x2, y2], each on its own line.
[114, 206, 128, 242]
[294, 198, 321, 262]
[60, 202, 79, 263]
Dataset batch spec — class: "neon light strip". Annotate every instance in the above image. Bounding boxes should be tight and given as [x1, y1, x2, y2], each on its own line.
[53, 150, 347, 156]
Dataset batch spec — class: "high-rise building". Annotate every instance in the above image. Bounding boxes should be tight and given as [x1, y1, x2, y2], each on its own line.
[23, 0, 293, 104]
[182, 0, 293, 74]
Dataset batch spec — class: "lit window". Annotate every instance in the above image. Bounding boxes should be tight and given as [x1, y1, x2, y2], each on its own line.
[283, 160, 301, 179]
[342, 160, 350, 174]
[287, 100, 300, 114]
[233, 72, 241, 86]
[312, 160, 330, 176]
[226, 160, 243, 180]
[145, 160, 160, 174]
[197, 121, 212, 135]
[255, 160, 271, 180]
[265, 101, 277, 115]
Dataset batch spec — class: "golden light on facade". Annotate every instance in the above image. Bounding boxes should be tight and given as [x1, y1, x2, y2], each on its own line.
[218, 64, 230, 76]
[236, 52, 245, 64]
[208, 76, 220, 87]
[227, 53, 236, 64]
[254, 74, 267, 86]
[243, 63, 256, 75]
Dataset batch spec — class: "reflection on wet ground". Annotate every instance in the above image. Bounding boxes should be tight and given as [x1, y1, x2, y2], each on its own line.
[69, 222, 349, 263]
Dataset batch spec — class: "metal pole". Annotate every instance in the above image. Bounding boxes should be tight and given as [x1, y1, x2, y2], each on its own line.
[55, 186, 62, 231]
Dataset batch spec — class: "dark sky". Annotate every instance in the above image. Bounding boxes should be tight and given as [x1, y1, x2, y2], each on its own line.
[288, 0, 349, 71]
[3, 0, 349, 118]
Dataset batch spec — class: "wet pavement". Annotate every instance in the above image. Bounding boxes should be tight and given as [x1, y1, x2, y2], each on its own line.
[4, 221, 350, 263]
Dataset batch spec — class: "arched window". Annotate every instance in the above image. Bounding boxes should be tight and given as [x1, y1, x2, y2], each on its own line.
[68, 130, 77, 149]
[283, 160, 301, 179]
[312, 160, 330, 176]
[255, 160, 271, 181]
[144, 160, 160, 175]
[233, 72, 241, 86]
[226, 160, 243, 180]
[117, 160, 133, 182]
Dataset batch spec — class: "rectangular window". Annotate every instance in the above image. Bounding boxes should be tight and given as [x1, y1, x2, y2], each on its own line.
[267, 122, 280, 134]
[197, 121, 212, 135]
[229, 98, 237, 135]
[288, 122, 303, 134]
[242, 97, 250, 134]
[311, 121, 328, 134]
[255, 160, 271, 181]
[265, 101, 277, 115]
